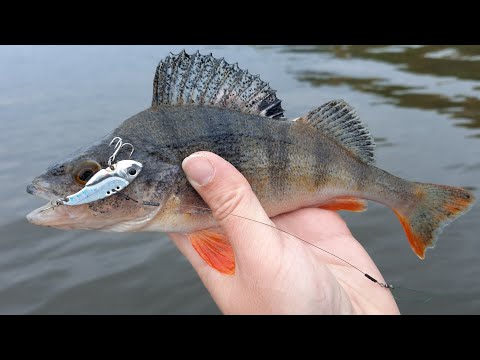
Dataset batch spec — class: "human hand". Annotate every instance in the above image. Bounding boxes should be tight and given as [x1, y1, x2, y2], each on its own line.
[169, 152, 400, 315]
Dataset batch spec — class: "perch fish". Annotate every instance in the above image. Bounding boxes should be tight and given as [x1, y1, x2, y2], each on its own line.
[26, 51, 475, 275]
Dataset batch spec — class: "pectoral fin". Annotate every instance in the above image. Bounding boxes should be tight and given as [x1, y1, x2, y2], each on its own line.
[188, 229, 235, 275]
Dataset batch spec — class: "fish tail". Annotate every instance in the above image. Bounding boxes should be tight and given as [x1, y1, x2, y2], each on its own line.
[392, 182, 475, 258]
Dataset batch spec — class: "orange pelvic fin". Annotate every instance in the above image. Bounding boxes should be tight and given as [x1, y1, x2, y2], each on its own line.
[188, 229, 235, 275]
[319, 197, 368, 212]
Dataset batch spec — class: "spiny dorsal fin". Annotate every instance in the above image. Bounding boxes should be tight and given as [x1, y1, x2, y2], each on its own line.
[298, 100, 375, 164]
[152, 50, 285, 119]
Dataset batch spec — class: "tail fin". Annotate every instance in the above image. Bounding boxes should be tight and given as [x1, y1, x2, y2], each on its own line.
[393, 183, 475, 258]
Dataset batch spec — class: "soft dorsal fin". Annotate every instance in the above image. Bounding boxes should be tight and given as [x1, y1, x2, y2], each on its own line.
[152, 50, 285, 119]
[298, 100, 375, 164]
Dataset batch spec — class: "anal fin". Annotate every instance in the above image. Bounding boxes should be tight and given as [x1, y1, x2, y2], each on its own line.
[319, 197, 367, 212]
[188, 229, 235, 275]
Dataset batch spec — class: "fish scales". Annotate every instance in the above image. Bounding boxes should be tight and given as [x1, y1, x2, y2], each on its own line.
[116, 105, 371, 216]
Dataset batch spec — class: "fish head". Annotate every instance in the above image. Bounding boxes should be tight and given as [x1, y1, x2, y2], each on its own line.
[26, 136, 181, 231]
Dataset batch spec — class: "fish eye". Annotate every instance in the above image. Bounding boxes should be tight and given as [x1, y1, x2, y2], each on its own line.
[128, 168, 137, 176]
[74, 161, 101, 185]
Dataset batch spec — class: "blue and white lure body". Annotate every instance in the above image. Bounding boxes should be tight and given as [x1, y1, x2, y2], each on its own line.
[62, 160, 143, 205]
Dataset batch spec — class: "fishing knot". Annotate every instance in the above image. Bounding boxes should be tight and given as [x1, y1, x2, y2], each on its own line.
[380, 283, 394, 289]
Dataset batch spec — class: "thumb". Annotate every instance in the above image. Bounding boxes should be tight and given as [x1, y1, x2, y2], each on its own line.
[182, 151, 281, 270]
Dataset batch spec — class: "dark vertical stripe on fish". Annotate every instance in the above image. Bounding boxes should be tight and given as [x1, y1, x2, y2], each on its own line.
[312, 134, 334, 189]
[265, 121, 290, 196]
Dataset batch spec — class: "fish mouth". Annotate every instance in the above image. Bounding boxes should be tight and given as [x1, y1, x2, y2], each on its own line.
[25, 180, 159, 231]
[25, 181, 74, 228]
[26, 181, 60, 202]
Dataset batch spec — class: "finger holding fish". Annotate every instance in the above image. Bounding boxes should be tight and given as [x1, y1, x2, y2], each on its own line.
[181, 152, 286, 275]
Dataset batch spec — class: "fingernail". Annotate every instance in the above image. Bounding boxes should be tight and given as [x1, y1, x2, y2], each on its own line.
[182, 154, 215, 186]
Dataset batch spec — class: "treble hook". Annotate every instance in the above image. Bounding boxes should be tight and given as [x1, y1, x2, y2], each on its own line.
[108, 137, 122, 166]
[109, 137, 123, 150]
[121, 142, 135, 158]
[108, 137, 135, 167]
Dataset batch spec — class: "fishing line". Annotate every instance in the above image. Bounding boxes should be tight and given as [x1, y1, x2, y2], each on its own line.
[116, 192, 431, 302]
